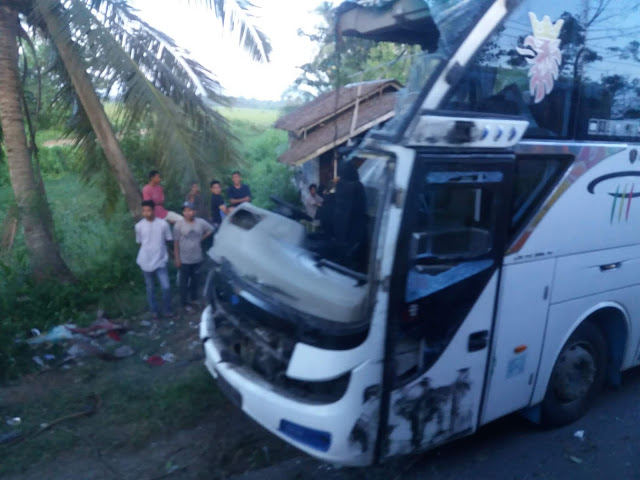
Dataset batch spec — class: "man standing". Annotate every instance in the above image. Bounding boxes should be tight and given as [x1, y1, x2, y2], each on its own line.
[185, 181, 204, 215]
[227, 171, 251, 210]
[174, 201, 214, 313]
[304, 183, 324, 219]
[209, 180, 227, 231]
[142, 170, 182, 224]
[135, 200, 174, 319]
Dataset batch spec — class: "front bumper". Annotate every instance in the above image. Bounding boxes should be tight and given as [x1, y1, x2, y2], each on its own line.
[199, 306, 376, 466]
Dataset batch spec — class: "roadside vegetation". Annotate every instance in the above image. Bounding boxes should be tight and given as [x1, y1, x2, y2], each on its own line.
[0, 107, 294, 382]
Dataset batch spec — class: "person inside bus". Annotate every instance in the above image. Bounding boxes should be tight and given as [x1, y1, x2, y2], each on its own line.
[333, 162, 367, 271]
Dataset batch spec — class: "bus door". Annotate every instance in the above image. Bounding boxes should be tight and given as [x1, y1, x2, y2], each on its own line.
[381, 153, 514, 458]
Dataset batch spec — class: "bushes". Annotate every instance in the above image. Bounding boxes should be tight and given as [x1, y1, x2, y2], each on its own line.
[0, 176, 143, 381]
[230, 115, 299, 210]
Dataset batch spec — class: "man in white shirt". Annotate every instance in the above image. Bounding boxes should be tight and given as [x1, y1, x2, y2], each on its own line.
[135, 200, 174, 319]
[304, 183, 324, 219]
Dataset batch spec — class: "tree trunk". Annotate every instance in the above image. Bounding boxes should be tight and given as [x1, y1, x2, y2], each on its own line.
[0, 5, 73, 281]
[39, 3, 143, 218]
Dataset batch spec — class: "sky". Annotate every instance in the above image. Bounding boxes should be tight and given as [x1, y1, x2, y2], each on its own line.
[132, 0, 334, 101]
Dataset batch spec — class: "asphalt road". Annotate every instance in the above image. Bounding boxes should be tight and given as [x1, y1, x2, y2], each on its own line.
[234, 367, 640, 480]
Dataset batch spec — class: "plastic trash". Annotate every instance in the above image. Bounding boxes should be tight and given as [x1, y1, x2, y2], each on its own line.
[146, 355, 165, 366]
[6, 417, 21, 427]
[573, 430, 585, 440]
[43, 354, 56, 361]
[161, 353, 176, 363]
[27, 325, 75, 345]
[569, 455, 583, 464]
[65, 340, 108, 360]
[107, 331, 121, 341]
[67, 318, 125, 337]
[114, 345, 135, 358]
[32, 356, 45, 367]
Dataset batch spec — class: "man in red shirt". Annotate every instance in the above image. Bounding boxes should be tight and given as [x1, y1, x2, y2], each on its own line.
[142, 170, 182, 224]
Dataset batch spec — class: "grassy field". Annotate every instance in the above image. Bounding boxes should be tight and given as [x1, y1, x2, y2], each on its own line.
[218, 107, 280, 128]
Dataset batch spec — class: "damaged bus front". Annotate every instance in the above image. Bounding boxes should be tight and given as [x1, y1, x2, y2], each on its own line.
[203, 0, 640, 466]
[198, 0, 509, 465]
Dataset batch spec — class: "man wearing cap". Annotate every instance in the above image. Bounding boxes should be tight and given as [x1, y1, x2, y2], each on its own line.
[173, 201, 214, 313]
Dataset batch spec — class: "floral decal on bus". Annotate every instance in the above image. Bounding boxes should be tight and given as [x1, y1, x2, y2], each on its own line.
[516, 12, 565, 103]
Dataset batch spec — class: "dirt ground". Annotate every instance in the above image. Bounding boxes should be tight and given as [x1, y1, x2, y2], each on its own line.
[0, 310, 297, 480]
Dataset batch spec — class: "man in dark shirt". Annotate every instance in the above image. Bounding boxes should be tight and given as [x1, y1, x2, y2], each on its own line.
[227, 171, 251, 210]
[209, 180, 227, 230]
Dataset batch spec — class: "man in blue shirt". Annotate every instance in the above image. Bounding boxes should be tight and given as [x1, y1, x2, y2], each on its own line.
[227, 171, 251, 210]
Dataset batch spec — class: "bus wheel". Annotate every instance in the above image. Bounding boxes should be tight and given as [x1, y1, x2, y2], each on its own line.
[541, 322, 607, 427]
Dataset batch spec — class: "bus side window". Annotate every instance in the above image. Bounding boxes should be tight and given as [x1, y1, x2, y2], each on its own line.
[394, 173, 500, 382]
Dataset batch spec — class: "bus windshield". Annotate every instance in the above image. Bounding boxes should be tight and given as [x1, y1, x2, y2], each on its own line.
[373, 0, 496, 137]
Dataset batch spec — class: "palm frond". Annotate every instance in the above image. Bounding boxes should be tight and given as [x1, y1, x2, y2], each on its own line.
[187, 0, 272, 62]
[33, 0, 239, 192]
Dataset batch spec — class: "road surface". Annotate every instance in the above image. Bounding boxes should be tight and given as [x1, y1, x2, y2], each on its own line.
[234, 367, 640, 480]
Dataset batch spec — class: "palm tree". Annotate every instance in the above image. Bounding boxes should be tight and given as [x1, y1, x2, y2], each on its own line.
[0, 0, 270, 279]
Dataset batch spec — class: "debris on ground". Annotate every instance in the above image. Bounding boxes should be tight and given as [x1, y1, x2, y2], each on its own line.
[114, 345, 135, 358]
[161, 353, 177, 363]
[6, 417, 21, 427]
[146, 355, 166, 367]
[573, 430, 585, 440]
[32, 356, 45, 368]
[64, 340, 111, 361]
[27, 310, 141, 367]
[569, 455, 583, 464]
[67, 316, 126, 338]
[27, 325, 75, 345]
[0, 431, 23, 445]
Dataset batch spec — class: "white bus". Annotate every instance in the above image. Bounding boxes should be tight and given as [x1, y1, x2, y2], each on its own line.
[200, 0, 640, 466]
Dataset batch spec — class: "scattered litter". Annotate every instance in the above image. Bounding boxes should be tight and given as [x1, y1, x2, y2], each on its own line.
[161, 353, 177, 363]
[27, 325, 75, 345]
[573, 430, 585, 440]
[6, 417, 21, 427]
[140, 320, 152, 327]
[32, 356, 45, 367]
[107, 331, 121, 341]
[0, 431, 22, 445]
[67, 318, 125, 338]
[114, 345, 135, 358]
[569, 455, 583, 464]
[146, 355, 165, 366]
[65, 340, 109, 360]
[43, 354, 56, 361]
[30, 328, 41, 337]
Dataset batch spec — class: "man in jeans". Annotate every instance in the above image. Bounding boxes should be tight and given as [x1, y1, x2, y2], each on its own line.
[135, 200, 174, 319]
[174, 201, 214, 313]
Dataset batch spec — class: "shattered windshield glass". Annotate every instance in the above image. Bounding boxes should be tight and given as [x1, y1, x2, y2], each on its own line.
[376, 0, 497, 137]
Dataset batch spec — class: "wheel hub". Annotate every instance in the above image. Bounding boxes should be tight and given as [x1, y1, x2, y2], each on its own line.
[552, 343, 596, 404]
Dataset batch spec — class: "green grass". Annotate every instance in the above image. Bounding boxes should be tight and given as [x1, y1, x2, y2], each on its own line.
[35, 129, 67, 145]
[0, 174, 145, 380]
[219, 107, 280, 128]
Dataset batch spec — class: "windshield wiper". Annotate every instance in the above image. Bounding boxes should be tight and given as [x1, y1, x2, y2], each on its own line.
[316, 258, 368, 286]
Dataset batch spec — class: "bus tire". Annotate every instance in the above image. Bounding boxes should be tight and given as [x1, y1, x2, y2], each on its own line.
[541, 321, 607, 427]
